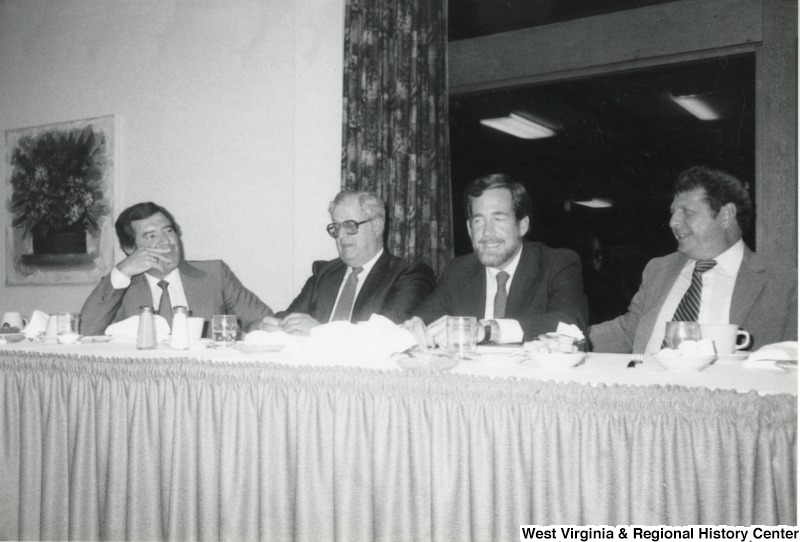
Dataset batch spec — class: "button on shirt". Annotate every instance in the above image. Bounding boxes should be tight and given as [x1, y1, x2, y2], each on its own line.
[110, 266, 188, 311]
[645, 239, 745, 354]
[483, 246, 524, 343]
[328, 249, 384, 322]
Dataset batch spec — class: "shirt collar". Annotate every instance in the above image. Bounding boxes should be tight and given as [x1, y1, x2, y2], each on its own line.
[145, 267, 181, 287]
[486, 244, 523, 281]
[712, 238, 745, 277]
[346, 248, 383, 276]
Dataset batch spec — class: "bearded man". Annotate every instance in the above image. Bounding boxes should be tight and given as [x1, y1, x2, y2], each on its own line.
[404, 174, 588, 348]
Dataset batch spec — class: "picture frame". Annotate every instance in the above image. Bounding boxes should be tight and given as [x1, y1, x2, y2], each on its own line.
[4, 115, 116, 285]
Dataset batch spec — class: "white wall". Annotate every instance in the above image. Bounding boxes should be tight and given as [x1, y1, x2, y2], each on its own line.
[0, 0, 343, 317]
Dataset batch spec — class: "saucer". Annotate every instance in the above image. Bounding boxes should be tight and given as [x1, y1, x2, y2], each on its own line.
[655, 354, 715, 372]
[715, 352, 748, 363]
[0, 333, 26, 344]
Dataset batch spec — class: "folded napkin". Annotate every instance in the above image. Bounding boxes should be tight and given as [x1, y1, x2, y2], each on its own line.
[556, 322, 585, 341]
[742, 341, 798, 372]
[23, 310, 50, 339]
[105, 315, 171, 342]
[288, 315, 416, 365]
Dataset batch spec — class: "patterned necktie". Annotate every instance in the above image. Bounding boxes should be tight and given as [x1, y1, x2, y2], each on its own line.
[494, 271, 510, 319]
[671, 259, 717, 322]
[157, 280, 173, 327]
[330, 267, 363, 322]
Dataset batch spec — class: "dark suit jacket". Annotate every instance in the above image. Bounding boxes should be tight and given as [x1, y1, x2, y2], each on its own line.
[414, 241, 588, 341]
[80, 260, 273, 336]
[282, 250, 435, 324]
[588, 247, 798, 353]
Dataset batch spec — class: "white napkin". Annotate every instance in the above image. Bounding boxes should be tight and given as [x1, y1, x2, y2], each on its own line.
[742, 341, 798, 372]
[288, 315, 416, 365]
[23, 310, 50, 338]
[105, 315, 171, 342]
[556, 322, 585, 341]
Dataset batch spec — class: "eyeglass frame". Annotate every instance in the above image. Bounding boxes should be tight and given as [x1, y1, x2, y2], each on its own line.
[326, 218, 376, 238]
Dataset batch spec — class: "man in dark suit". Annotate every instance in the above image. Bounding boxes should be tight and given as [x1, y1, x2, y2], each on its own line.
[589, 166, 797, 353]
[404, 174, 588, 348]
[259, 190, 435, 335]
[80, 202, 273, 336]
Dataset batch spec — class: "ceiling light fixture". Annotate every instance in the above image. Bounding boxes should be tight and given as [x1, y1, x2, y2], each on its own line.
[480, 113, 556, 139]
[573, 198, 613, 209]
[671, 94, 721, 121]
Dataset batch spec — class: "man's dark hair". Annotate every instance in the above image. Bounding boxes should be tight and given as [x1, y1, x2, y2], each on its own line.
[115, 202, 181, 251]
[674, 166, 752, 233]
[464, 173, 533, 222]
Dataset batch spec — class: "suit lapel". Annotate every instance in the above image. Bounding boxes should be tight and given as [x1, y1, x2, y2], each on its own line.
[178, 261, 209, 315]
[506, 243, 538, 318]
[460, 257, 487, 317]
[318, 261, 347, 322]
[633, 254, 687, 352]
[730, 247, 765, 325]
[353, 251, 389, 321]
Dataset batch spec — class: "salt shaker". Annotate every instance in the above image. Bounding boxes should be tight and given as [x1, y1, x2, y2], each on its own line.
[170, 306, 190, 350]
[136, 306, 157, 350]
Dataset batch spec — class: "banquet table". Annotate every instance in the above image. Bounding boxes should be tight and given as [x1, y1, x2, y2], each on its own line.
[0, 339, 796, 541]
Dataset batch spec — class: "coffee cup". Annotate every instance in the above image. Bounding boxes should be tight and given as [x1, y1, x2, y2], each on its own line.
[187, 317, 205, 342]
[2, 311, 27, 330]
[700, 323, 752, 354]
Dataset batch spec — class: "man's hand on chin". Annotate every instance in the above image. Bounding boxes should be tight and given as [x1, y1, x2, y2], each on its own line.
[117, 247, 173, 277]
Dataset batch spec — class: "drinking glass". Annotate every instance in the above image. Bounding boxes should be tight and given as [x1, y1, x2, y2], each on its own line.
[211, 315, 238, 348]
[57, 313, 81, 344]
[447, 316, 478, 358]
[664, 321, 701, 349]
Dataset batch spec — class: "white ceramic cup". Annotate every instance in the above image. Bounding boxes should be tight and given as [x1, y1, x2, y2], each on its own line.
[187, 317, 205, 342]
[700, 324, 752, 354]
[45, 315, 59, 337]
[446, 316, 478, 358]
[2, 311, 27, 330]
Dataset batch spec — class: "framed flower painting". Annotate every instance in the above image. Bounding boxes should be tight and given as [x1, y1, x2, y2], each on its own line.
[4, 116, 116, 285]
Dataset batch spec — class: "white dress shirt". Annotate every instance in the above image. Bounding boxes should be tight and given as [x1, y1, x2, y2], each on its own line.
[644, 239, 745, 354]
[110, 266, 189, 310]
[328, 248, 384, 321]
[482, 246, 524, 343]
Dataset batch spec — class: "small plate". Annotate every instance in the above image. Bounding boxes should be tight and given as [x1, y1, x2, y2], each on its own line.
[655, 354, 716, 372]
[36, 335, 59, 344]
[0, 333, 26, 344]
[80, 335, 113, 343]
[235, 343, 285, 354]
[396, 354, 458, 371]
[715, 352, 748, 363]
[523, 352, 586, 370]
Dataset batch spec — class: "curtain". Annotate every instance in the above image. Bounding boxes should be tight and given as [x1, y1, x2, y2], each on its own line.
[1, 353, 796, 541]
[341, 0, 453, 275]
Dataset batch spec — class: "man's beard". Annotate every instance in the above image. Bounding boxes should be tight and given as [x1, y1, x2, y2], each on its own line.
[474, 237, 521, 269]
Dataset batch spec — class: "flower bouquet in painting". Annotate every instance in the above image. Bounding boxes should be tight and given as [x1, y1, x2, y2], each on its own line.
[9, 126, 109, 255]
[4, 116, 115, 285]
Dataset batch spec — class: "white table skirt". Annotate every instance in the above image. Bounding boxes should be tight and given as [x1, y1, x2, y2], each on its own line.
[0, 343, 796, 540]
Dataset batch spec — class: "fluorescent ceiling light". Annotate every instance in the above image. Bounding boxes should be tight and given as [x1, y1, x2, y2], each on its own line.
[573, 198, 613, 209]
[480, 113, 556, 139]
[671, 94, 721, 121]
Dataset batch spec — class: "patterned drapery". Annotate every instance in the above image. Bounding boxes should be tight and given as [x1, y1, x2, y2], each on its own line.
[341, 0, 453, 275]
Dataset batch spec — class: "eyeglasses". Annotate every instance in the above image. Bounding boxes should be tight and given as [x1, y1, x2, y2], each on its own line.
[326, 218, 375, 238]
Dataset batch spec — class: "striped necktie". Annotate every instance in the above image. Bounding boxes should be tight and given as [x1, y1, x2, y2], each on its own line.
[671, 259, 717, 323]
[157, 280, 173, 327]
[494, 271, 510, 319]
[330, 267, 363, 322]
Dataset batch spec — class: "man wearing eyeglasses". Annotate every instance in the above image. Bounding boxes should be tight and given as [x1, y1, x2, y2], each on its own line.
[259, 190, 435, 335]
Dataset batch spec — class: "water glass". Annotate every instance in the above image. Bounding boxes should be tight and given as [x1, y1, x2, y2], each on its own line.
[664, 321, 701, 349]
[447, 316, 478, 358]
[211, 315, 238, 348]
[57, 313, 81, 344]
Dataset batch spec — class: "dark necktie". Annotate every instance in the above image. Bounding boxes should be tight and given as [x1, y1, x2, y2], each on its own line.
[494, 271, 510, 319]
[330, 267, 363, 322]
[671, 259, 717, 323]
[157, 280, 173, 327]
